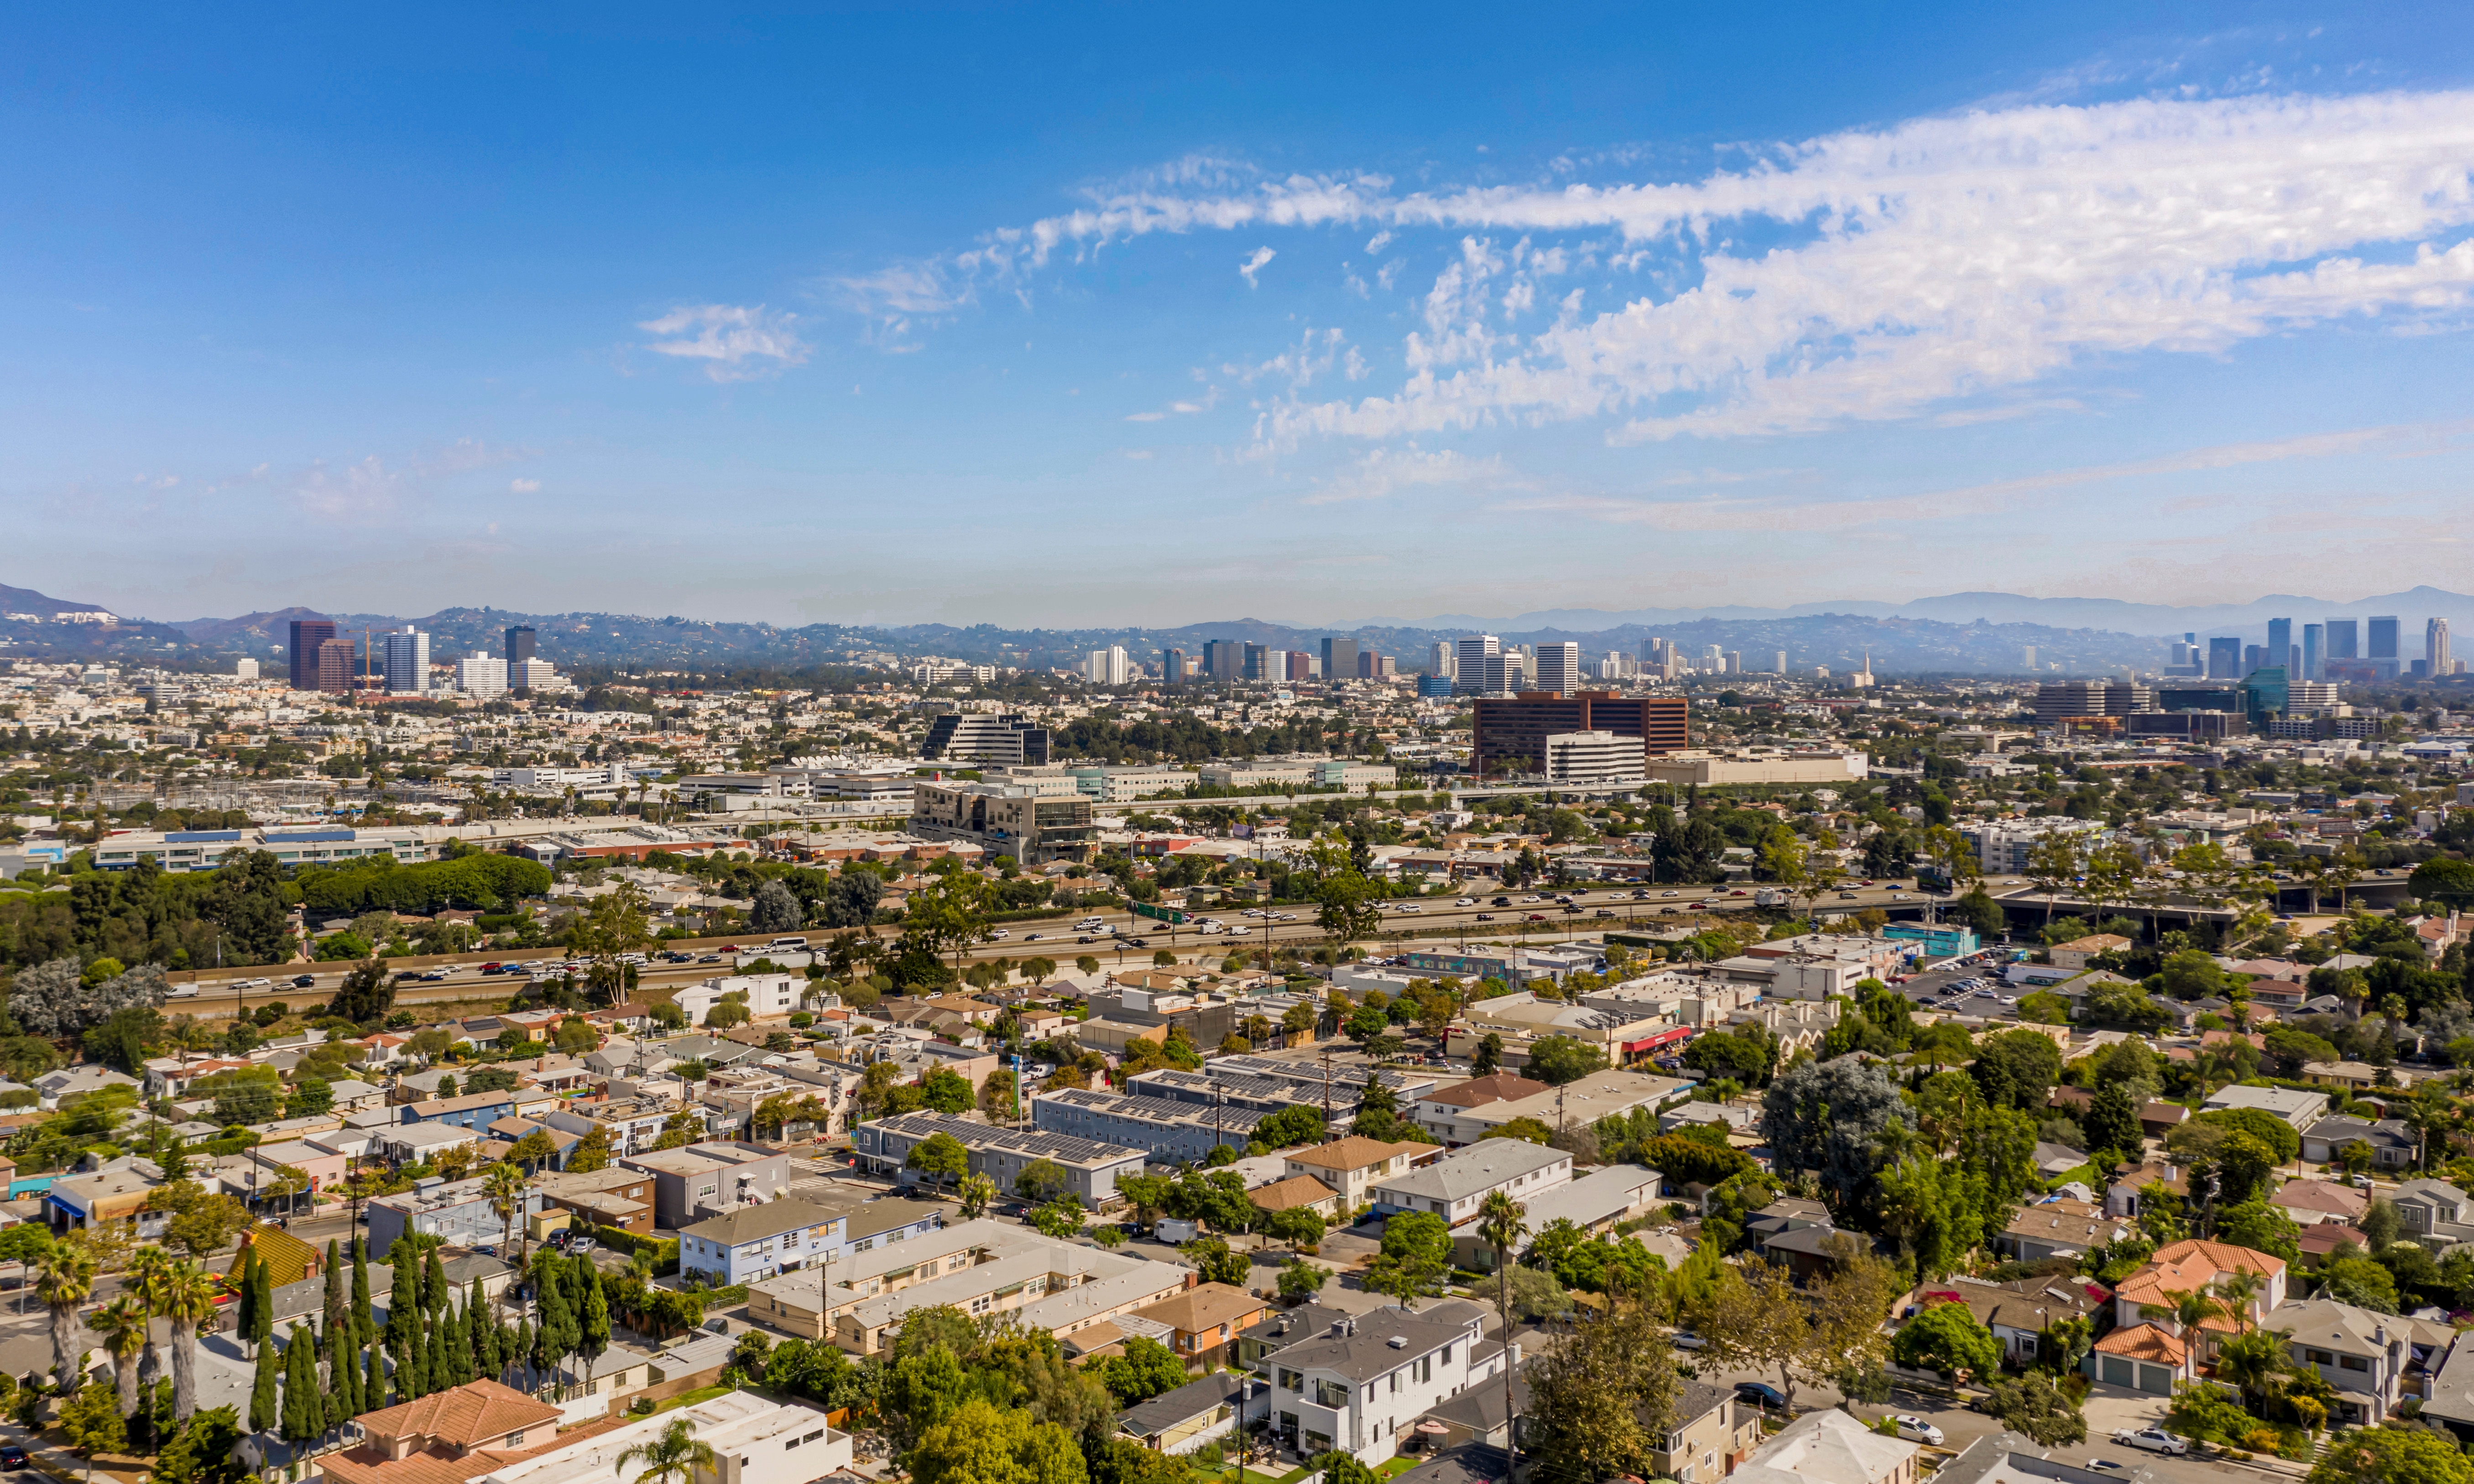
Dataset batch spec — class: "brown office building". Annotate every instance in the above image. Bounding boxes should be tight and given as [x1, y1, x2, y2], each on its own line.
[314, 637, 357, 693]
[288, 618, 339, 690]
[1471, 692, 1688, 779]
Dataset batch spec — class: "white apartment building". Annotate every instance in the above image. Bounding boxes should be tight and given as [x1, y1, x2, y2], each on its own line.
[673, 973, 810, 1025]
[509, 657, 567, 691]
[1961, 817, 2107, 875]
[381, 627, 431, 694]
[1250, 1305, 1503, 1467]
[457, 653, 510, 697]
[1085, 646, 1132, 685]
[476, 1390, 848, 1484]
[1370, 1139, 1571, 1225]
[1543, 730, 1645, 785]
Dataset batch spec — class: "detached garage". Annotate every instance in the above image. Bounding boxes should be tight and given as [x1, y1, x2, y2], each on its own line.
[2089, 1323, 2188, 1395]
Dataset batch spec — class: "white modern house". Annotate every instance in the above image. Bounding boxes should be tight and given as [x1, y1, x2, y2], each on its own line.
[1248, 1303, 1506, 1467]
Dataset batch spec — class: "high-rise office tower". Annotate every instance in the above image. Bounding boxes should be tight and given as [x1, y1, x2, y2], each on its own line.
[2302, 624, 2324, 682]
[1701, 645, 1723, 672]
[1160, 648, 1188, 682]
[1773, 651, 1788, 675]
[288, 618, 339, 690]
[1455, 635, 1501, 696]
[2244, 645, 2267, 673]
[2369, 615, 2401, 677]
[2022, 646, 2039, 670]
[2265, 618, 2291, 677]
[1242, 642, 1273, 681]
[1202, 639, 1242, 679]
[2324, 619, 2359, 660]
[1428, 641, 1456, 679]
[2207, 638, 2243, 679]
[1534, 641, 1581, 695]
[381, 628, 431, 694]
[2431, 618, 2453, 678]
[313, 637, 355, 693]
[1321, 637, 1359, 685]
[505, 625, 536, 665]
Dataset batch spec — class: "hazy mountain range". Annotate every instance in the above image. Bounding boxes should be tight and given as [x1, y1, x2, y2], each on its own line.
[7, 581, 2469, 677]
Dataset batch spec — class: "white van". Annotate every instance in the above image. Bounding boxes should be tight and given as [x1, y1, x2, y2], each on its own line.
[768, 935, 810, 950]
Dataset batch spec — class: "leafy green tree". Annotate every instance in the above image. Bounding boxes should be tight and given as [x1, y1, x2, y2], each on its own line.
[1252, 1104, 1326, 1149]
[1525, 1036, 1608, 1085]
[1982, 1370, 2085, 1447]
[155, 1407, 249, 1484]
[2306, 1425, 2474, 1484]
[2083, 1083, 2142, 1156]
[1097, 1336, 1186, 1405]
[904, 1133, 970, 1196]
[1891, 1300, 2002, 1382]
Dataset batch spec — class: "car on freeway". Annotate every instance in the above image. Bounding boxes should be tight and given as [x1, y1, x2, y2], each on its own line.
[1892, 1417, 1944, 1446]
[1595, 909, 1615, 918]
[1125, 938, 1149, 949]
[2110, 1429, 2187, 1456]
[1476, 913, 1497, 921]
[1526, 913, 1547, 922]
[1659, 906, 1678, 913]
[420, 969, 450, 981]
[1025, 933, 1045, 942]
[291, 974, 317, 988]
[1728, 889, 1749, 897]
[1662, 890, 1679, 897]
[1077, 935, 1097, 944]
[1455, 898, 1476, 906]
[167, 984, 199, 998]
[1734, 1382, 1787, 1410]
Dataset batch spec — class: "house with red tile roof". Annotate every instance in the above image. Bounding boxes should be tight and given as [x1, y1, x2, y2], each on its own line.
[320, 1380, 564, 1484]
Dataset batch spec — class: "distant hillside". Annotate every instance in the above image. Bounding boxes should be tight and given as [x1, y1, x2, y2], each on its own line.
[0, 583, 193, 661]
[1358, 585, 2474, 639]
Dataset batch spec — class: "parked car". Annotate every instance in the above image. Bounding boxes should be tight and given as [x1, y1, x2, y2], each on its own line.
[1, 1444, 30, 1469]
[1892, 1416, 1943, 1446]
[2111, 1429, 2187, 1456]
[1734, 1382, 1786, 1410]
[1670, 1330, 1708, 1351]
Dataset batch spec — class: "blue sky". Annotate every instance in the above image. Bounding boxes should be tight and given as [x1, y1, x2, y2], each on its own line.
[8, 4, 2474, 630]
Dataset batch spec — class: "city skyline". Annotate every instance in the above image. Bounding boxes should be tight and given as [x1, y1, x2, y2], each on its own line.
[7, 6, 2474, 627]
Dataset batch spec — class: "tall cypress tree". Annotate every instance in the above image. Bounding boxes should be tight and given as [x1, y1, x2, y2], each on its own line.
[280, 1324, 318, 1444]
[513, 1319, 534, 1390]
[364, 1343, 388, 1413]
[423, 1247, 450, 1313]
[437, 1303, 464, 1388]
[249, 1251, 277, 1358]
[352, 1239, 376, 1348]
[329, 1320, 359, 1422]
[578, 1265, 610, 1386]
[324, 1240, 347, 1341]
[248, 1333, 280, 1434]
[387, 1241, 420, 1343]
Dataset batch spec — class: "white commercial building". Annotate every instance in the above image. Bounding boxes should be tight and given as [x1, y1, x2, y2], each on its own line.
[510, 657, 567, 692]
[457, 653, 510, 697]
[381, 627, 431, 695]
[475, 1390, 848, 1484]
[234, 657, 259, 680]
[1543, 730, 1645, 785]
[1642, 749, 1869, 786]
[1085, 646, 1132, 685]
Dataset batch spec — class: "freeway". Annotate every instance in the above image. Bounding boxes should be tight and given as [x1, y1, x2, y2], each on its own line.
[162, 879, 1951, 1011]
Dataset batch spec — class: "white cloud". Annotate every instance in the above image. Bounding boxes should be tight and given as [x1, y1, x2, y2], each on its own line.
[637, 304, 811, 380]
[1301, 444, 1509, 505]
[1238, 246, 1276, 286]
[863, 88, 2474, 443]
[510, 478, 542, 493]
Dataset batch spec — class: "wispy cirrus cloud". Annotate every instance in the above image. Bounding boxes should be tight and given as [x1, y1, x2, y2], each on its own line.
[830, 88, 2474, 443]
[1301, 444, 1510, 505]
[638, 304, 811, 380]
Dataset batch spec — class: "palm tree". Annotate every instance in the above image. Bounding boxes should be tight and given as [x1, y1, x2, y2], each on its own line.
[484, 1162, 530, 1262]
[37, 1240, 98, 1391]
[158, 1260, 219, 1420]
[2142, 1286, 2227, 1340]
[2215, 1270, 2265, 1334]
[128, 1245, 179, 1395]
[2213, 1325, 2293, 1410]
[1474, 1191, 1527, 1481]
[615, 1415, 720, 1484]
[93, 1296, 149, 1419]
